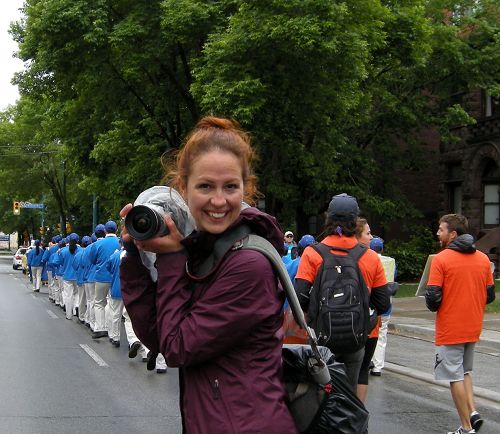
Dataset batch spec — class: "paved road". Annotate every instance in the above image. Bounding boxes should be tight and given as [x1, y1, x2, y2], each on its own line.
[0, 256, 181, 434]
[1, 255, 499, 434]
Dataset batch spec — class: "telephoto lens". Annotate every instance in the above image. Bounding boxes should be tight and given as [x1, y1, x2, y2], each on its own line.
[125, 204, 169, 241]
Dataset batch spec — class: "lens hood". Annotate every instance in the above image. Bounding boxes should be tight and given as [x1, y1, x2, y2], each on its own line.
[125, 204, 169, 241]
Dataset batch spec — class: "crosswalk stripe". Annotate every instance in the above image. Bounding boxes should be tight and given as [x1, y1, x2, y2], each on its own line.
[80, 344, 109, 367]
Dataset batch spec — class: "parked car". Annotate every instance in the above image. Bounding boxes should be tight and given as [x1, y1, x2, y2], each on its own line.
[22, 246, 33, 274]
[12, 247, 27, 270]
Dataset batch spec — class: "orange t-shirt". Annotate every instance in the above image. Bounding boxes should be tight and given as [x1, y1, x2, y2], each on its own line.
[427, 248, 493, 345]
[296, 235, 387, 337]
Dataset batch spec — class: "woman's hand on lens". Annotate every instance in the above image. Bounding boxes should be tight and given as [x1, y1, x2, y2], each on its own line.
[119, 203, 134, 243]
[132, 213, 184, 254]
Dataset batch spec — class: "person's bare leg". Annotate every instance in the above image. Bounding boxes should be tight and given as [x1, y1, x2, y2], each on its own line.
[357, 384, 368, 402]
[450, 380, 473, 430]
[463, 373, 475, 414]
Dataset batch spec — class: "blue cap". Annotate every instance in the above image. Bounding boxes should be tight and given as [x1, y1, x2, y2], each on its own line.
[105, 220, 117, 233]
[370, 237, 384, 253]
[91, 233, 97, 243]
[58, 239, 66, 248]
[54, 235, 62, 243]
[81, 235, 91, 247]
[34, 239, 40, 247]
[95, 224, 106, 233]
[327, 193, 359, 222]
[299, 234, 315, 248]
[69, 233, 80, 243]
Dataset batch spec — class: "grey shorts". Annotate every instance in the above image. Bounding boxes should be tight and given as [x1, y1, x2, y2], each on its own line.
[434, 343, 475, 382]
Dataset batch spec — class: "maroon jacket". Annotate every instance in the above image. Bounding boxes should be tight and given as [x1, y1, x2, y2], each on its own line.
[121, 208, 297, 434]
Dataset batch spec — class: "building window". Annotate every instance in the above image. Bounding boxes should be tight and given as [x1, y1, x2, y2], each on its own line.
[446, 163, 463, 213]
[484, 93, 500, 118]
[451, 184, 463, 214]
[484, 184, 499, 226]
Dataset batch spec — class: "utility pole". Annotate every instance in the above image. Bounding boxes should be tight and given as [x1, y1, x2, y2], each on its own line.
[92, 194, 99, 230]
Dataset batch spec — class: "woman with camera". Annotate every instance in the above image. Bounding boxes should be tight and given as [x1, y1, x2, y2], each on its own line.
[120, 116, 296, 434]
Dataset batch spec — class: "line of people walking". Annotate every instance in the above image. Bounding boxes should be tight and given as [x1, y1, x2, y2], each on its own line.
[25, 222, 167, 374]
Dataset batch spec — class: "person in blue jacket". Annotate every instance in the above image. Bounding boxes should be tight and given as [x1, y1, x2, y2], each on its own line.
[43, 235, 62, 302]
[59, 233, 81, 320]
[50, 238, 65, 307]
[73, 235, 91, 325]
[84, 229, 104, 332]
[89, 220, 120, 339]
[27, 240, 45, 292]
[105, 245, 124, 347]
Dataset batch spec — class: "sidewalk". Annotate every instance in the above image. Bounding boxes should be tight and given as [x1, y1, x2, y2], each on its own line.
[387, 295, 500, 404]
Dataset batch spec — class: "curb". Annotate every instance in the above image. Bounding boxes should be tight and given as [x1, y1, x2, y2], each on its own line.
[384, 362, 500, 405]
[388, 322, 500, 352]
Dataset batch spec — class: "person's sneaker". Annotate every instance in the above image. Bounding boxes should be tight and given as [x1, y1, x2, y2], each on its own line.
[156, 368, 167, 374]
[146, 351, 158, 371]
[128, 341, 141, 359]
[111, 340, 120, 348]
[470, 412, 483, 432]
[447, 427, 476, 434]
[370, 370, 381, 376]
[92, 331, 108, 339]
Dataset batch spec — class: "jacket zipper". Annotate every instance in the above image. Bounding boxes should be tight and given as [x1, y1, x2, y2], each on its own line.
[212, 378, 220, 400]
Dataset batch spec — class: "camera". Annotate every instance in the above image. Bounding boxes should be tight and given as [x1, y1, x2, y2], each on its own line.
[125, 186, 195, 241]
[125, 204, 169, 241]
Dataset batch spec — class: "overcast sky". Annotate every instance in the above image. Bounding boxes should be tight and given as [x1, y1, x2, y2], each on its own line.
[0, 0, 25, 111]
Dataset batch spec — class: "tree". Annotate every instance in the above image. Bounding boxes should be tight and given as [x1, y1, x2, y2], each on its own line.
[1, 0, 498, 237]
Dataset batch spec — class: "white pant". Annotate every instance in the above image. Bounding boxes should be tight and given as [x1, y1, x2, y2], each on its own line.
[85, 282, 96, 330]
[31, 266, 42, 291]
[47, 270, 55, 299]
[94, 282, 111, 332]
[372, 314, 391, 372]
[108, 297, 124, 341]
[77, 284, 87, 322]
[63, 280, 78, 320]
[55, 276, 64, 306]
[123, 308, 148, 359]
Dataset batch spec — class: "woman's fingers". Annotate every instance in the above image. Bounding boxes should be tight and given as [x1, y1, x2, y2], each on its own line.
[120, 203, 133, 219]
[119, 203, 133, 242]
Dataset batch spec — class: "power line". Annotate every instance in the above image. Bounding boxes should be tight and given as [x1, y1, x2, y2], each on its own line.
[0, 151, 59, 157]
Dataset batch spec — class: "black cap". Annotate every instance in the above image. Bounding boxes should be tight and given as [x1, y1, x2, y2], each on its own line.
[327, 193, 359, 221]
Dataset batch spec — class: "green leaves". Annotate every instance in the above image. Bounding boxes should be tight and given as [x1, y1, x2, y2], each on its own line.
[0, 0, 498, 237]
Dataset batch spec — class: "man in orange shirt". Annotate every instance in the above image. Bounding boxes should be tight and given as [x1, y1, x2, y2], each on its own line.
[425, 214, 495, 434]
[295, 193, 390, 390]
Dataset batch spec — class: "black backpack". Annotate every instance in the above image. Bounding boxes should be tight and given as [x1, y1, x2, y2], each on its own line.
[307, 243, 372, 354]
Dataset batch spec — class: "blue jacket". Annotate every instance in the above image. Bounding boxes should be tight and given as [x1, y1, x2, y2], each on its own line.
[42, 244, 59, 271]
[27, 247, 45, 267]
[106, 249, 122, 299]
[89, 235, 120, 283]
[48, 248, 61, 275]
[59, 246, 81, 281]
[83, 242, 98, 283]
[72, 248, 87, 286]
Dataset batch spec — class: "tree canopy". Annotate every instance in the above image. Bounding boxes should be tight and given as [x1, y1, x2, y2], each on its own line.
[0, 0, 498, 239]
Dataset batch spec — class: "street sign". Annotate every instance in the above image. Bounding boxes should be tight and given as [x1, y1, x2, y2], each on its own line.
[20, 202, 44, 209]
[0, 235, 10, 241]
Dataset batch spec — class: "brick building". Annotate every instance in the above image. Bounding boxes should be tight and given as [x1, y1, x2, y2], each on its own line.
[440, 90, 499, 271]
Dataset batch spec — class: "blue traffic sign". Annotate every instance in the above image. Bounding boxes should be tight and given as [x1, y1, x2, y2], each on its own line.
[20, 202, 44, 209]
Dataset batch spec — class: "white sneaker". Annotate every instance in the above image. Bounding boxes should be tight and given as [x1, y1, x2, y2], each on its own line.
[447, 427, 476, 434]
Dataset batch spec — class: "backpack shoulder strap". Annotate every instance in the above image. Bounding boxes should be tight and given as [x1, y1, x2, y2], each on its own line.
[348, 243, 368, 263]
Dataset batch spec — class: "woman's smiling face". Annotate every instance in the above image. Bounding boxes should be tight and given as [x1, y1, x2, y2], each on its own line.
[182, 149, 244, 234]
